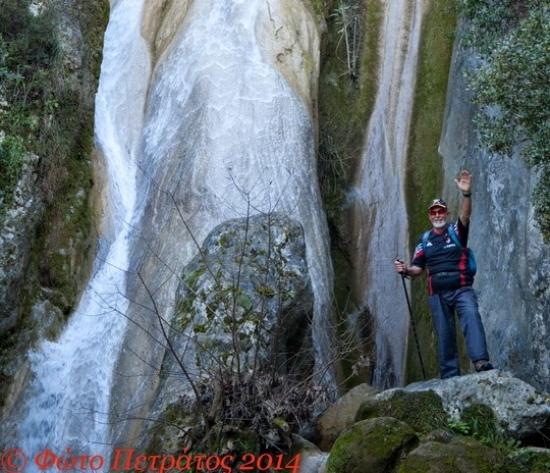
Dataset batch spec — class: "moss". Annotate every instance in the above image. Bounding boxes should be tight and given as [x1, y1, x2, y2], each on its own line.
[13, 0, 110, 315]
[318, 0, 383, 218]
[510, 449, 550, 473]
[0, 135, 26, 217]
[255, 284, 276, 298]
[326, 417, 418, 473]
[459, 404, 498, 440]
[356, 390, 448, 434]
[307, 0, 329, 19]
[317, 0, 383, 388]
[455, 403, 524, 454]
[78, 0, 110, 81]
[218, 232, 232, 248]
[405, 0, 458, 383]
[144, 400, 199, 455]
[184, 267, 205, 289]
[0, 0, 109, 409]
[397, 436, 503, 473]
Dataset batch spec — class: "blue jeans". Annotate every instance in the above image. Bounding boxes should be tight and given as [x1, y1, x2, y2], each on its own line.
[428, 287, 489, 379]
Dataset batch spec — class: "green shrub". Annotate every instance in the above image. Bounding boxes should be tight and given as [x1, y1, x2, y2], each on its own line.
[459, 0, 550, 240]
[450, 404, 522, 454]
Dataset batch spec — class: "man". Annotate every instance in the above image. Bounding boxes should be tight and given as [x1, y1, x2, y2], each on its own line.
[394, 170, 493, 379]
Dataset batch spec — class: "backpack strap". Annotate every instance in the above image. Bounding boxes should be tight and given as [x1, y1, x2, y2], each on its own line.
[447, 223, 463, 249]
[421, 230, 431, 251]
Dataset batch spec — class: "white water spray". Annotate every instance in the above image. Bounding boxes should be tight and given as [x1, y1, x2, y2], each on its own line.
[12, 0, 150, 462]
[352, 0, 425, 387]
[9, 0, 333, 455]
[121, 0, 333, 387]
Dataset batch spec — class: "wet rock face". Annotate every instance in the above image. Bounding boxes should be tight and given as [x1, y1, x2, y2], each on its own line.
[175, 212, 314, 374]
[0, 153, 44, 333]
[439, 21, 550, 392]
[256, 0, 321, 114]
[141, 0, 193, 61]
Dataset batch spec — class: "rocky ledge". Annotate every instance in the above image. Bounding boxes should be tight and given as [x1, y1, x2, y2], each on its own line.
[301, 370, 550, 473]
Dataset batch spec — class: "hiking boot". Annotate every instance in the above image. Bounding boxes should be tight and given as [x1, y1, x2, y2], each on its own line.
[474, 360, 494, 372]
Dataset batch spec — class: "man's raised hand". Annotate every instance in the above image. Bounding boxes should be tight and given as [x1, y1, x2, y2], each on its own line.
[455, 169, 472, 193]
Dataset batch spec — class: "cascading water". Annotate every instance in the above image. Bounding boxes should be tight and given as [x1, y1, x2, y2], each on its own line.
[351, 0, 425, 388]
[10, 0, 151, 463]
[109, 0, 333, 442]
[4, 0, 333, 453]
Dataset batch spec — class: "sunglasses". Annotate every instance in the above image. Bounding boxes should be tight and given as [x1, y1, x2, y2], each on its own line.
[429, 208, 447, 216]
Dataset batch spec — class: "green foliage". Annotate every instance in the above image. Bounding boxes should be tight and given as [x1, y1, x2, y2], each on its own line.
[447, 419, 472, 435]
[450, 404, 522, 454]
[0, 0, 56, 212]
[511, 449, 550, 473]
[0, 0, 108, 411]
[459, 0, 550, 240]
[459, 0, 523, 50]
[0, 0, 58, 129]
[0, 135, 25, 211]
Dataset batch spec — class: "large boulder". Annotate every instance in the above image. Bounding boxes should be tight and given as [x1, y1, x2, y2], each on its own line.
[395, 370, 550, 438]
[140, 214, 316, 452]
[316, 383, 378, 450]
[397, 437, 501, 473]
[319, 372, 549, 473]
[325, 417, 418, 473]
[174, 212, 314, 374]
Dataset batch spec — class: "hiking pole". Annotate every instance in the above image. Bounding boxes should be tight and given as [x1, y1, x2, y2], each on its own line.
[395, 260, 427, 379]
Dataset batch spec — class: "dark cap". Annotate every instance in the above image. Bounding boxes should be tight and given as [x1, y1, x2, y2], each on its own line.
[428, 198, 447, 211]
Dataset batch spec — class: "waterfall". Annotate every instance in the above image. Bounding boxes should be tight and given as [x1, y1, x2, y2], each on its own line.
[110, 0, 333, 442]
[11, 0, 150, 462]
[7, 0, 333, 453]
[351, 0, 425, 388]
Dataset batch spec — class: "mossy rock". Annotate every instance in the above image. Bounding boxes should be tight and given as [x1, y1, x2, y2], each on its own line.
[355, 390, 448, 434]
[316, 383, 378, 451]
[509, 448, 550, 473]
[397, 437, 508, 473]
[326, 417, 418, 473]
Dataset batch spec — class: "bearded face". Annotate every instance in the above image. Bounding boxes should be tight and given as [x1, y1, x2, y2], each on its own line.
[429, 207, 448, 229]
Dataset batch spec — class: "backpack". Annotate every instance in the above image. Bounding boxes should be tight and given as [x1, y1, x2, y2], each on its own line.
[421, 224, 477, 276]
